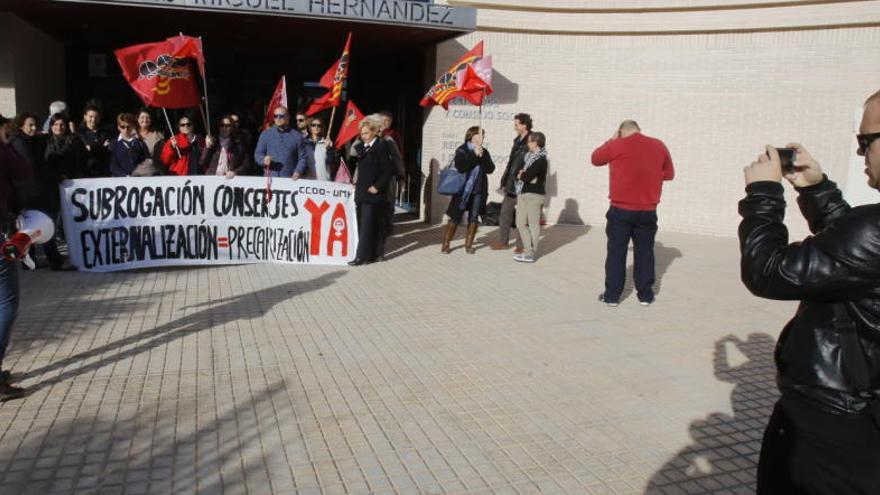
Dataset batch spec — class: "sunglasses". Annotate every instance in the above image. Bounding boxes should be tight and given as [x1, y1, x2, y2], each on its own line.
[296, 118, 306, 122]
[274, 114, 288, 119]
[857, 132, 880, 155]
[179, 122, 193, 127]
[310, 123, 322, 128]
[219, 123, 232, 128]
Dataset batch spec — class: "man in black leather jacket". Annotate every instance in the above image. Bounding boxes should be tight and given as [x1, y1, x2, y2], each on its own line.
[739, 90, 880, 493]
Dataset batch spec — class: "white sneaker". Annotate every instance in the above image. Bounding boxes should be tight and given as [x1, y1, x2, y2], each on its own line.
[513, 253, 525, 262]
[521, 254, 535, 263]
[639, 300, 653, 307]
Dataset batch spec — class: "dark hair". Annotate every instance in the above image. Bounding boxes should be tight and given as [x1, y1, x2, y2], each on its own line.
[308, 117, 325, 138]
[116, 112, 137, 128]
[464, 125, 483, 144]
[49, 113, 70, 134]
[83, 104, 101, 116]
[514, 113, 533, 131]
[528, 131, 546, 148]
[12, 112, 39, 133]
[136, 107, 154, 132]
[217, 114, 240, 139]
[0, 114, 9, 127]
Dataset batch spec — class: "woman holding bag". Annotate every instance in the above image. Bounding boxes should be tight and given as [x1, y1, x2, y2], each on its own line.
[440, 126, 495, 254]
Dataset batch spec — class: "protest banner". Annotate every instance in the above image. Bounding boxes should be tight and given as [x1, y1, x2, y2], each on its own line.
[59, 177, 358, 272]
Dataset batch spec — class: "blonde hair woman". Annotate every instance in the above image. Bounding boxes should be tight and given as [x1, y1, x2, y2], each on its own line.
[348, 115, 395, 265]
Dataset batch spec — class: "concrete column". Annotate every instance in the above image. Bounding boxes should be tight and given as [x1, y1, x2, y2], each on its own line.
[0, 13, 65, 118]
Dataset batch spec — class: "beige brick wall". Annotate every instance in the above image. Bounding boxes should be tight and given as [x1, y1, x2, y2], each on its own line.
[422, 24, 880, 238]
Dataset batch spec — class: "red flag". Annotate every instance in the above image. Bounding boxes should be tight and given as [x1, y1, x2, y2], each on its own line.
[420, 41, 483, 110]
[166, 34, 205, 79]
[307, 32, 352, 116]
[335, 158, 352, 184]
[334, 100, 364, 150]
[114, 39, 201, 108]
[457, 56, 493, 106]
[262, 76, 288, 130]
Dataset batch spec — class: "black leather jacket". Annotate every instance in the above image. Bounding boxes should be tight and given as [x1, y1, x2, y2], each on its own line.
[739, 177, 880, 415]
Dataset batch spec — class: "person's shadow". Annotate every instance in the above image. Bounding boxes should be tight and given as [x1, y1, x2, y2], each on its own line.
[20, 271, 346, 392]
[618, 241, 682, 302]
[644, 333, 779, 494]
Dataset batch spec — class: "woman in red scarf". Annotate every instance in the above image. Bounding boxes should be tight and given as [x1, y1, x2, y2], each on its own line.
[160, 114, 204, 176]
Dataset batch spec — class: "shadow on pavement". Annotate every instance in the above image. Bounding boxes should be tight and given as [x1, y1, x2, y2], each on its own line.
[618, 241, 683, 302]
[644, 333, 778, 494]
[0, 379, 293, 494]
[20, 271, 346, 391]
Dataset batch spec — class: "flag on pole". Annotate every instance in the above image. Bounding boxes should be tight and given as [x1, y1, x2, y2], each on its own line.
[166, 34, 205, 79]
[114, 37, 204, 108]
[456, 55, 493, 106]
[334, 100, 365, 150]
[335, 158, 352, 184]
[262, 76, 288, 130]
[307, 32, 352, 116]
[420, 41, 484, 110]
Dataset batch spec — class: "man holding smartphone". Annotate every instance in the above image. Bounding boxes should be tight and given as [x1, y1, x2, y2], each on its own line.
[739, 89, 880, 492]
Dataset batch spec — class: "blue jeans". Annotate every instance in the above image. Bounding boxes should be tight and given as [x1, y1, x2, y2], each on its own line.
[0, 258, 20, 369]
[603, 206, 657, 303]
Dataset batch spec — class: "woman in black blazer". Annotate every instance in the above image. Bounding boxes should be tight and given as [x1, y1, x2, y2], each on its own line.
[349, 115, 394, 265]
[441, 126, 495, 254]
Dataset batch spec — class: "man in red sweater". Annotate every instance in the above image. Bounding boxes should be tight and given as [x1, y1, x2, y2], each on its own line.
[591, 120, 674, 307]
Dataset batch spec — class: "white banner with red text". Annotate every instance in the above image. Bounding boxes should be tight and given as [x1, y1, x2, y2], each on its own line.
[60, 177, 358, 272]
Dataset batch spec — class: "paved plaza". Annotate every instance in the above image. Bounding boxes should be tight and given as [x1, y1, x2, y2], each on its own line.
[0, 220, 796, 494]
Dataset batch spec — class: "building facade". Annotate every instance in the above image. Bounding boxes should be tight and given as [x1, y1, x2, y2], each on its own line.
[2, 1, 880, 238]
[424, 0, 880, 238]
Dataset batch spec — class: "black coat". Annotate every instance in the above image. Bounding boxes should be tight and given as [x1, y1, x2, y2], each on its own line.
[77, 126, 113, 177]
[498, 133, 530, 196]
[108, 137, 151, 177]
[10, 133, 60, 214]
[739, 177, 880, 415]
[519, 154, 547, 195]
[446, 143, 495, 219]
[45, 133, 87, 179]
[354, 138, 394, 204]
[200, 138, 253, 176]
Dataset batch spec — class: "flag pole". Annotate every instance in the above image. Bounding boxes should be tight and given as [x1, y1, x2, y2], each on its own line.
[161, 108, 181, 159]
[196, 35, 211, 131]
[327, 105, 338, 138]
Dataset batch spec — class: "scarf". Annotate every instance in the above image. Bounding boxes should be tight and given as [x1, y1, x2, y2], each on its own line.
[515, 148, 547, 195]
[459, 146, 483, 210]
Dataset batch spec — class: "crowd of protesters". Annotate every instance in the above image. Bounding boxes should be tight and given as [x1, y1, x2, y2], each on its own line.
[0, 99, 409, 270]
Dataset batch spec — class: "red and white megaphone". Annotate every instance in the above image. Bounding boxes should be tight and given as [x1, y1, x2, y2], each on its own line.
[1, 210, 55, 261]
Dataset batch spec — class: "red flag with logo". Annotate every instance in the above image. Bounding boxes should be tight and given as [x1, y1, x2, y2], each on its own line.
[307, 32, 352, 116]
[457, 56, 493, 106]
[262, 76, 288, 130]
[114, 38, 202, 108]
[420, 41, 484, 110]
[334, 100, 364, 150]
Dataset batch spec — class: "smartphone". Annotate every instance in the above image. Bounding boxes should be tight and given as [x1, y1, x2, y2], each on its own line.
[773, 148, 797, 174]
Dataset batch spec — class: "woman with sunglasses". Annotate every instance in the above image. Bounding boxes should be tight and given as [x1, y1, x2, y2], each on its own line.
[201, 115, 253, 178]
[300, 117, 335, 181]
[108, 113, 151, 177]
[160, 114, 204, 176]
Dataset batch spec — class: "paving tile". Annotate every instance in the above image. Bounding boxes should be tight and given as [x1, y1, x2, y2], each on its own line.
[0, 225, 791, 494]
